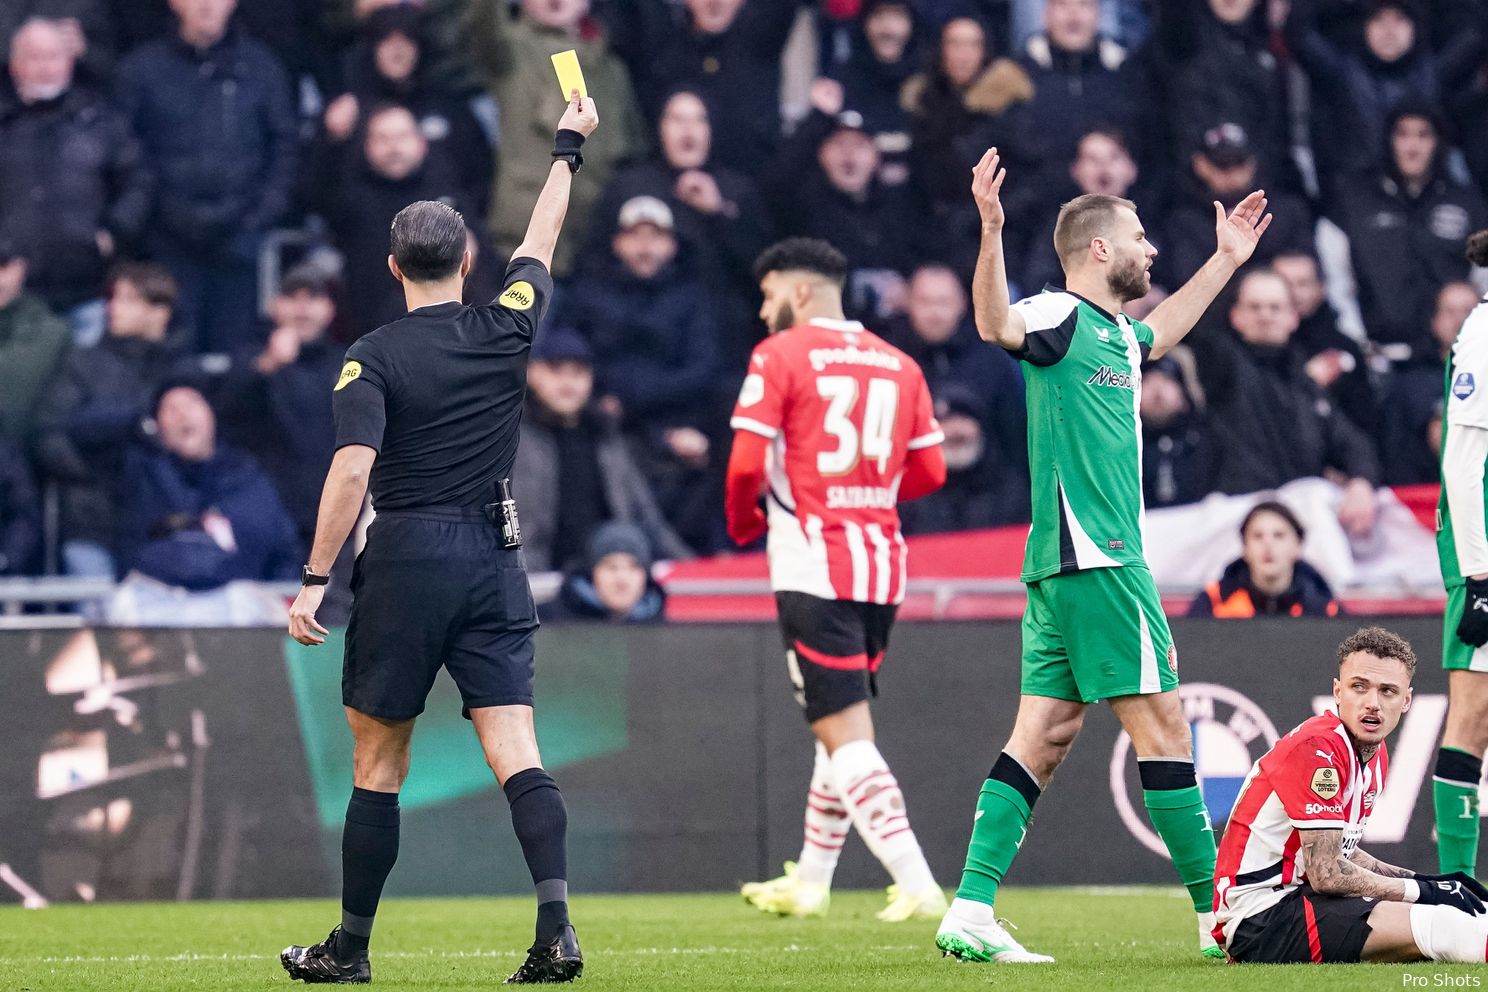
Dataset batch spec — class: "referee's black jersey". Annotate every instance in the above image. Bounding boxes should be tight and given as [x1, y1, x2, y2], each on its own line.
[331, 256, 553, 509]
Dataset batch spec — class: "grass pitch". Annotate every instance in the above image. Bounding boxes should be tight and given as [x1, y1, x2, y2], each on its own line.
[1, 887, 1479, 991]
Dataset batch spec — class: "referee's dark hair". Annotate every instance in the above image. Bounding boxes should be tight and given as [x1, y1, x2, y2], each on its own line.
[752, 238, 849, 287]
[390, 200, 467, 282]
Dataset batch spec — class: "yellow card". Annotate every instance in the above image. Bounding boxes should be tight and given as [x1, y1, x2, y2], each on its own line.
[551, 50, 588, 101]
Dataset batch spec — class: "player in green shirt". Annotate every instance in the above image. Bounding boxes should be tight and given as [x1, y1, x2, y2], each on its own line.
[935, 148, 1272, 964]
[1432, 231, 1488, 881]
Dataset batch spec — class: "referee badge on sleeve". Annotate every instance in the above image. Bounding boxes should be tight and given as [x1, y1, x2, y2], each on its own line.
[499, 281, 536, 311]
[334, 360, 363, 391]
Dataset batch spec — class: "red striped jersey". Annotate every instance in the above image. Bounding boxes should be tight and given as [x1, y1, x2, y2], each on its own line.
[730, 318, 942, 604]
[1212, 711, 1388, 946]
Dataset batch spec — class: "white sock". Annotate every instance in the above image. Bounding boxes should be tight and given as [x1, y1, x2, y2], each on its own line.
[795, 743, 848, 886]
[947, 896, 998, 926]
[1409, 904, 1488, 962]
[830, 739, 938, 896]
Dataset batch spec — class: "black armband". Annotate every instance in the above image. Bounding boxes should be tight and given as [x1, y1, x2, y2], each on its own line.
[552, 129, 585, 174]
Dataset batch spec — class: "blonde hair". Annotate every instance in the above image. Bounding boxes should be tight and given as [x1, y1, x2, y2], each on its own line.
[1053, 193, 1138, 268]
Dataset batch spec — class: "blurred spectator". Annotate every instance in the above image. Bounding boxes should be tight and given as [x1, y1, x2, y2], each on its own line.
[1160, 122, 1311, 285]
[118, 382, 299, 588]
[1190, 270, 1380, 535]
[819, 0, 919, 183]
[1286, 0, 1484, 186]
[1381, 280, 1482, 483]
[325, 0, 477, 95]
[884, 264, 1027, 485]
[1144, 0, 1291, 189]
[763, 109, 923, 317]
[603, 0, 801, 174]
[514, 330, 692, 572]
[33, 262, 182, 577]
[320, 104, 466, 338]
[466, 0, 646, 274]
[1332, 101, 1488, 359]
[0, 242, 70, 441]
[546, 521, 667, 622]
[563, 196, 721, 433]
[581, 88, 770, 361]
[0, 3, 113, 83]
[116, 0, 297, 354]
[0, 432, 41, 576]
[1022, 127, 1141, 291]
[1188, 500, 1340, 617]
[322, 6, 494, 216]
[1141, 350, 1219, 508]
[1271, 250, 1378, 438]
[900, 388, 1030, 533]
[1017, 0, 1138, 166]
[0, 17, 150, 343]
[216, 268, 343, 545]
[903, 16, 1040, 249]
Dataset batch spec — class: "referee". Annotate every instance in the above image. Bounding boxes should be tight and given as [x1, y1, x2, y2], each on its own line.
[279, 93, 598, 985]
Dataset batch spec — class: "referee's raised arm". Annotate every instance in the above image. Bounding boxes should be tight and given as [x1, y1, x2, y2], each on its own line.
[511, 91, 600, 271]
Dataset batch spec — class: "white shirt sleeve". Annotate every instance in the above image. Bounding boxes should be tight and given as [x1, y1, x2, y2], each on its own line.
[1447, 305, 1488, 430]
[1444, 423, 1488, 579]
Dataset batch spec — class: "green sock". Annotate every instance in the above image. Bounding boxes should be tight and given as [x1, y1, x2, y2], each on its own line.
[1144, 786, 1217, 913]
[1434, 747, 1482, 875]
[955, 780, 1032, 906]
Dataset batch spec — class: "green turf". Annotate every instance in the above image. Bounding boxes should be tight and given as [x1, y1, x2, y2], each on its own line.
[0, 887, 1478, 990]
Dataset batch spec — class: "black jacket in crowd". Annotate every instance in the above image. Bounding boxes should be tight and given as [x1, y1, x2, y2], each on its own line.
[0, 434, 40, 576]
[1017, 32, 1139, 165]
[33, 335, 189, 547]
[1188, 557, 1340, 618]
[1332, 160, 1488, 357]
[1143, 408, 1220, 510]
[1190, 332, 1380, 495]
[603, 0, 803, 174]
[0, 85, 152, 310]
[217, 338, 344, 542]
[1160, 181, 1313, 288]
[115, 25, 298, 252]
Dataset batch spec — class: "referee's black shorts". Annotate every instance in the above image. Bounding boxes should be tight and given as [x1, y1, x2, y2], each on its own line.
[343, 506, 537, 721]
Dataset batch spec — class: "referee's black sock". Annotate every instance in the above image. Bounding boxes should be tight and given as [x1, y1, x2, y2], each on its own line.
[503, 767, 570, 942]
[336, 787, 400, 957]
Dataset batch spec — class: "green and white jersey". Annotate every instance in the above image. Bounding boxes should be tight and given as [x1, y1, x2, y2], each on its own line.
[1437, 294, 1488, 591]
[1008, 289, 1154, 583]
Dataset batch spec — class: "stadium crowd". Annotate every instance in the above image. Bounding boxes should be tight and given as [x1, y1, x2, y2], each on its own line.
[0, 0, 1485, 617]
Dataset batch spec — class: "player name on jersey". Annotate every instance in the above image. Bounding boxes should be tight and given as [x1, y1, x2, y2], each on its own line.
[731, 318, 942, 605]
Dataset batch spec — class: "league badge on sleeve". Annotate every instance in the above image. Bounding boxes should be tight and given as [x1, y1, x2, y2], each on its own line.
[1453, 371, 1476, 400]
[334, 360, 363, 391]
[738, 373, 765, 408]
[1310, 766, 1340, 800]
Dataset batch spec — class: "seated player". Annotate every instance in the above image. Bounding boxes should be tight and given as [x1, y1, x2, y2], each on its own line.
[1214, 627, 1488, 964]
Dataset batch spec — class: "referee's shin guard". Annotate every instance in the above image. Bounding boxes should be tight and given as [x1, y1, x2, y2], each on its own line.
[504, 767, 570, 940]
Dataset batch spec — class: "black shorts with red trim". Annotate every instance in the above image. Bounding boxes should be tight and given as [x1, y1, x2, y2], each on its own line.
[1226, 884, 1375, 964]
[775, 591, 897, 723]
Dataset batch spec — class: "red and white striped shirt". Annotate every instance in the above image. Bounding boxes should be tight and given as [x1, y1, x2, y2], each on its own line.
[1212, 711, 1387, 947]
[730, 318, 942, 604]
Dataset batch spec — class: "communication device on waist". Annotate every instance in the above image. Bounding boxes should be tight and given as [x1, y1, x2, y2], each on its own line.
[485, 478, 522, 549]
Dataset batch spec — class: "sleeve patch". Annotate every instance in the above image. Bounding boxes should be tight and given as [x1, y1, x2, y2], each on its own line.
[499, 281, 536, 311]
[737, 373, 765, 408]
[334, 360, 363, 391]
[1454, 371, 1476, 400]
[1310, 766, 1341, 800]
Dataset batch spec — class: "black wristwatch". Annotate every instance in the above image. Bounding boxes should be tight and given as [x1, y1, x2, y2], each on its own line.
[301, 566, 330, 587]
[552, 128, 585, 174]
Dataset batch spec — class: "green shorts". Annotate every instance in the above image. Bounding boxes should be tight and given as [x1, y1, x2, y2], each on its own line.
[1021, 566, 1179, 703]
[1442, 585, 1488, 672]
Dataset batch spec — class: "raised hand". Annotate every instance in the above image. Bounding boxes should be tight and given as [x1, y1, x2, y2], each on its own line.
[970, 148, 1008, 230]
[557, 91, 599, 137]
[1214, 190, 1273, 266]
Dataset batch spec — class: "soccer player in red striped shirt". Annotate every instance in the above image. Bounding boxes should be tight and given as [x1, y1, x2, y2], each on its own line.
[728, 238, 949, 921]
[1214, 627, 1488, 964]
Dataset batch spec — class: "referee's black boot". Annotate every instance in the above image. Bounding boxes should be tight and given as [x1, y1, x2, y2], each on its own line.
[504, 924, 583, 984]
[280, 926, 372, 984]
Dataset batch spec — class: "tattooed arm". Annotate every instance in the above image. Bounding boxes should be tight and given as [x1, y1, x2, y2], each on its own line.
[1301, 830, 1413, 900]
[1347, 848, 1415, 880]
